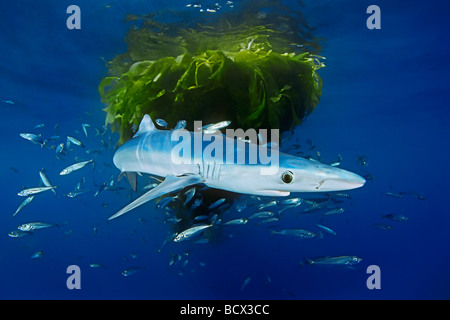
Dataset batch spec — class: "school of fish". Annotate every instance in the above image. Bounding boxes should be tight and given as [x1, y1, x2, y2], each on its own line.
[8, 116, 425, 294]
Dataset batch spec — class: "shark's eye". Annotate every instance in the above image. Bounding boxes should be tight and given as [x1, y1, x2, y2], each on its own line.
[281, 171, 294, 184]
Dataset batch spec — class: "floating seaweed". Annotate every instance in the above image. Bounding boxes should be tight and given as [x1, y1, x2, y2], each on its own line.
[99, 0, 324, 145]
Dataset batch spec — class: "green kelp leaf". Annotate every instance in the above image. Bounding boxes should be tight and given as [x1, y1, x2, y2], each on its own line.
[98, 77, 120, 99]
[194, 61, 211, 87]
[207, 51, 231, 84]
[155, 89, 166, 99]
[105, 111, 116, 127]
[234, 50, 258, 63]
[99, 4, 324, 144]
[175, 56, 198, 91]
[270, 95, 281, 103]
[128, 61, 153, 77]
[246, 69, 266, 124]
[281, 84, 292, 92]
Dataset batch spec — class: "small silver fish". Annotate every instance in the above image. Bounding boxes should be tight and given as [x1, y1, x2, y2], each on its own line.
[210, 213, 221, 225]
[155, 119, 168, 128]
[223, 218, 248, 225]
[107, 175, 115, 188]
[60, 159, 93, 175]
[121, 266, 145, 277]
[89, 263, 106, 268]
[85, 148, 102, 155]
[129, 252, 138, 259]
[372, 223, 392, 231]
[235, 200, 247, 212]
[169, 254, 182, 266]
[73, 177, 86, 192]
[257, 200, 277, 211]
[330, 155, 342, 167]
[47, 135, 60, 142]
[271, 228, 317, 239]
[248, 211, 275, 220]
[190, 198, 202, 210]
[323, 207, 345, 216]
[240, 277, 251, 291]
[81, 123, 90, 137]
[18, 186, 57, 197]
[302, 204, 322, 213]
[95, 126, 106, 136]
[173, 225, 212, 242]
[278, 203, 301, 214]
[194, 215, 210, 222]
[304, 256, 362, 266]
[13, 195, 34, 216]
[67, 136, 85, 148]
[19, 133, 43, 146]
[18, 222, 57, 232]
[93, 183, 107, 197]
[413, 193, 426, 201]
[357, 155, 369, 167]
[66, 189, 90, 198]
[39, 170, 57, 196]
[142, 182, 158, 190]
[8, 230, 33, 238]
[183, 187, 196, 205]
[202, 120, 231, 134]
[382, 214, 408, 222]
[383, 192, 403, 199]
[55, 143, 65, 154]
[316, 224, 336, 236]
[30, 250, 44, 259]
[174, 120, 187, 130]
[256, 217, 279, 225]
[280, 198, 302, 205]
[332, 193, 351, 199]
[20, 133, 38, 139]
[399, 191, 426, 201]
[157, 196, 176, 209]
[208, 198, 226, 210]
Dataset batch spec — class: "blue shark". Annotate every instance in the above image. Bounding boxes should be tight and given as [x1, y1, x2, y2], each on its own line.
[108, 115, 365, 220]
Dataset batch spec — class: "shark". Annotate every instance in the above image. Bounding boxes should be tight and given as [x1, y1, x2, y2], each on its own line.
[108, 115, 365, 220]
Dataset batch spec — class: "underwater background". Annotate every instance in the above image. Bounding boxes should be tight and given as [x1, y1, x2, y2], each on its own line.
[0, 0, 449, 300]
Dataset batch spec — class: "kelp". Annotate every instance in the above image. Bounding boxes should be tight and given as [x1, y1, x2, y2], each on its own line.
[100, 1, 324, 145]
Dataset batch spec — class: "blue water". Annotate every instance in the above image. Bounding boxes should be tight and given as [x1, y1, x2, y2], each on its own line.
[1, 0, 449, 300]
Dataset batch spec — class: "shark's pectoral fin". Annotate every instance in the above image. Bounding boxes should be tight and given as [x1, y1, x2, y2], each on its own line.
[125, 172, 138, 192]
[108, 174, 204, 221]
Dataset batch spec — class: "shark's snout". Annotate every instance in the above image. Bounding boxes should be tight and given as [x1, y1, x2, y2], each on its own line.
[112, 138, 142, 173]
[317, 168, 366, 191]
[113, 149, 123, 170]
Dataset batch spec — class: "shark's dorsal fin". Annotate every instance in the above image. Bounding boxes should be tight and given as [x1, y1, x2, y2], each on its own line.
[133, 114, 156, 138]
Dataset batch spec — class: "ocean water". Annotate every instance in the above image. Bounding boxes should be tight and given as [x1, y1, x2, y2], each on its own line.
[0, 0, 449, 300]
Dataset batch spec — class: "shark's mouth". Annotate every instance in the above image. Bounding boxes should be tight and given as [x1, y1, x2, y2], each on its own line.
[259, 190, 291, 197]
